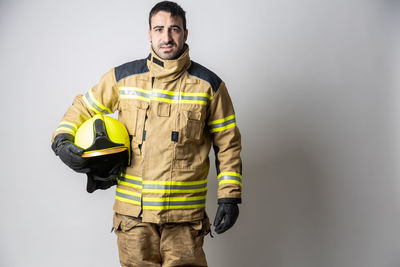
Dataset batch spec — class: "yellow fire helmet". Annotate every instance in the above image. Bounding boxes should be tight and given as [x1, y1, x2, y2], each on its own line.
[74, 114, 130, 163]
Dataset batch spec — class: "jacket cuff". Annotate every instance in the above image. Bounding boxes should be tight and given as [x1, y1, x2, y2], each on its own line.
[218, 198, 242, 204]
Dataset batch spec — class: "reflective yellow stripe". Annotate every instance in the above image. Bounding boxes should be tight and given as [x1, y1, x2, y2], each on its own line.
[82, 94, 98, 114]
[218, 172, 242, 186]
[152, 89, 212, 100]
[82, 90, 112, 114]
[143, 204, 206, 210]
[115, 195, 141, 205]
[142, 187, 207, 194]
[143, 195, 206, 202]
[118, 173, 142, 189]
[119, 87, 151, 101]
[118, 180, 142, 189]
[115, 187, 141, 205]
[208, 115, 235, 125]
[150, 97, 207, 105]
[56, 127, 76, 135]
[181, 92, 212, 100]
[118, 174, 208, 193]
[88, 90, 112, 114]
[116, 187, 141, 197]
[143, 179, 207, 186]
[121, 173, 142, 182]
[208, 115, 236, 133]
[210, 123, 236, 133]
[56, 121, 78, 135]
[115, 179, 208, 209]
[179, 99, 207, 105]
[58, 121, 78, 129]
[119, 87, 210, 105]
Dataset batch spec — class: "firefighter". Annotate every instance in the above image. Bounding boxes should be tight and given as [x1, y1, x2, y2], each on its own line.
[51, 1, 242, 266]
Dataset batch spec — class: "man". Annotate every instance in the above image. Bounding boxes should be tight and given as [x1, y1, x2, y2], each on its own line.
[51, 1, 242, 266]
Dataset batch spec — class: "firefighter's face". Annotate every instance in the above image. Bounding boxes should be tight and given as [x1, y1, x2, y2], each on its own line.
[149, 11, 188, 60]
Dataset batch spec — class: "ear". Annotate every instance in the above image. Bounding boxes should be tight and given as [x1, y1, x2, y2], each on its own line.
[184, 29, 188, 42]
[148, 29, 152, 42]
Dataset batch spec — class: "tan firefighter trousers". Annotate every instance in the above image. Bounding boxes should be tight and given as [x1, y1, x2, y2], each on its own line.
[113, 213, 211, 267]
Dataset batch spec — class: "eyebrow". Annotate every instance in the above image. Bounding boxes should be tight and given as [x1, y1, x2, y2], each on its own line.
[152, 25, 182, 30]
[169, 25, 181, 29]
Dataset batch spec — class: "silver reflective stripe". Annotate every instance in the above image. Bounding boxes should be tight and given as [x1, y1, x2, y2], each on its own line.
[119, 89, 151, 99]
[116, 191, 141, 202]
[84, 92, 110, 114]
[152, 92, 209, 102]
[218, 175, 242, 183]
[180, 95, 209, 102]
[143, 183, 207, 190]
[152, 92, 177, 100]
[143, 199, 206, 206]
[120, 176, 142, 186]
[209, 118, 236, 130]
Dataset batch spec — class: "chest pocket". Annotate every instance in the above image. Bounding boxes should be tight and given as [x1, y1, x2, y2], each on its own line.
[186, 110, 203, 141]
[157, 102, 171, 117]
[118, 100, 149, 144]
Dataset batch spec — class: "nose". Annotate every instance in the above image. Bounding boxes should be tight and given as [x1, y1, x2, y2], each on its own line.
[161, 29, 172, 43]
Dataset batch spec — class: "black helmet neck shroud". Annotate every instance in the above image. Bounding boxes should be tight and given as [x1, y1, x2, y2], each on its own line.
[84, 118, 130, 193]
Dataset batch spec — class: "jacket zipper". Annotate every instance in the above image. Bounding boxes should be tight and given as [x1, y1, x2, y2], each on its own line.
[139, 77, 155, 219]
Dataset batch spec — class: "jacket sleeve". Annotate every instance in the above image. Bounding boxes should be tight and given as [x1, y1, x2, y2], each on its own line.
[51, 69, 119, 142]
[207, 82, 242, 202]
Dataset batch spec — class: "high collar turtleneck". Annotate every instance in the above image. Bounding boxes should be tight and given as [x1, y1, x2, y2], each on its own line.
[147, 44, 191, 81]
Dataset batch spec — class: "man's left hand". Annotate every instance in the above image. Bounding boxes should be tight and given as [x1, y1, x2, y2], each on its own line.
[213, 203, 239, 234]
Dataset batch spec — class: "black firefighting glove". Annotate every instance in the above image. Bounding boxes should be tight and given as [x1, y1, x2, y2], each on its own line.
[213, 198, 240, 234]
[51, 133, 91, 173]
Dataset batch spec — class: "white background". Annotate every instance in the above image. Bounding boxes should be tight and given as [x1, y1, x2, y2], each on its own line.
[1, 0, 400, 266]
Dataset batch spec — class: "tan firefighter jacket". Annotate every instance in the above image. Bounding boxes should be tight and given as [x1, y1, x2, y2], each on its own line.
[52, 45, 242, 223]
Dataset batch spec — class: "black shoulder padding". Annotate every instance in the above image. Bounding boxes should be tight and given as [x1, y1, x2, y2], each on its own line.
[187, 61, 222, 93]
[115, 58, 149, 82]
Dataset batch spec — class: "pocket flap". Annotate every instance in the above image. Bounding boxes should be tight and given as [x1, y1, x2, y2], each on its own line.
[113, 213, 141, 232]
[190, 220, 203, 231]
[137, 101, 149, 110]
[190, 215, 211, 237]
[188, 110, 201, 121]
[185, 78, 198, 84]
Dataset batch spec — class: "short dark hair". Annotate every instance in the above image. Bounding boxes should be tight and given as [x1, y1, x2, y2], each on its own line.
[149, 1, 186, 30]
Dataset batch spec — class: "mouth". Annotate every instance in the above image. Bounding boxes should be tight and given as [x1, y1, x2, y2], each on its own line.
[161, 46, 173, 52]
[160, 43, 175, 52]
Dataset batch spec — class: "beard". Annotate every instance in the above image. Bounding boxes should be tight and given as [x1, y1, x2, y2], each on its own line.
[153, 41, 183, 60]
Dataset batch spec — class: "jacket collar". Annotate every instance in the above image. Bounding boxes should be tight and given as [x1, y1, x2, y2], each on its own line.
[147, 44, 191, 81]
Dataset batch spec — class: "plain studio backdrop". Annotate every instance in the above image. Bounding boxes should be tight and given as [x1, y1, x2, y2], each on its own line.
[1, 0, 400, 266]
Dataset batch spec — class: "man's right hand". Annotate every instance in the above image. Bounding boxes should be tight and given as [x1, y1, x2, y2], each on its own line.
[51, 133, 90, 173]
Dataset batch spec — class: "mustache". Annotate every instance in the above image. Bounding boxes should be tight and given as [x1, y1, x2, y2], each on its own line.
[159, 41, 177, 47]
